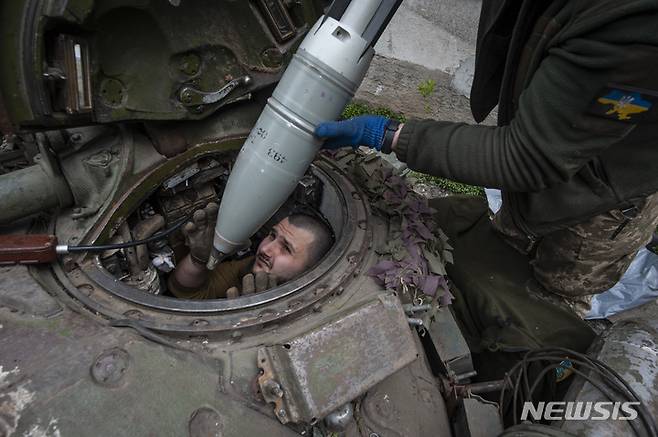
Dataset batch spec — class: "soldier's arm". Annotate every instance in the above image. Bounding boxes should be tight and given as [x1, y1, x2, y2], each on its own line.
[394, 15, 658, 192]
[172, 255, 209, 288]
[167, 255, 211, 299]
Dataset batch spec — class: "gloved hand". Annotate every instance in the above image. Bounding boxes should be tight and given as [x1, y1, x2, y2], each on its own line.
[314, 115, 392, 150]
[226, 271, 278, 298]
[181, 202, 219, 266]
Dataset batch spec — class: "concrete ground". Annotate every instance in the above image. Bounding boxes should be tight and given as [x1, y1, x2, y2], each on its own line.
[355, 54, 496, 125]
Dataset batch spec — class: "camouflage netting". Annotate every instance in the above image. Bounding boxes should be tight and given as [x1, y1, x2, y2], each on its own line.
[327, 149, 454, 318]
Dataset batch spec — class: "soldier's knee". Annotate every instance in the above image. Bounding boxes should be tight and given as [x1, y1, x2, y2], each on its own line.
[533, 268, 621, 298]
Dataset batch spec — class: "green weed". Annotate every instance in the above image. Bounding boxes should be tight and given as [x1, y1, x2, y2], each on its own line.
[341, 102, 406, 122]
[417, 79, 437, 113]
[340, 101, 483, 196]
[410, 171, 484, 197]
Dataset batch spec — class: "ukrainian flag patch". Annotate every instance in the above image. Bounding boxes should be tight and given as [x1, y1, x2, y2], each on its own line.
[589, 85, 657, 123]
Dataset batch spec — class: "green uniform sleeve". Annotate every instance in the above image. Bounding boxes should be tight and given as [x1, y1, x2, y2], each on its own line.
[395, 29, 655, 192]
[168, 256, 254, 299]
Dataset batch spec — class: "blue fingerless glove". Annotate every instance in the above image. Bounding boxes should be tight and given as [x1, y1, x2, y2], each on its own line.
[314, 115, 391, 150]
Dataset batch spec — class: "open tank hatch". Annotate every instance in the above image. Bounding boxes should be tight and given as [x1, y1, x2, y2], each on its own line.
[52, 151, 371, 334]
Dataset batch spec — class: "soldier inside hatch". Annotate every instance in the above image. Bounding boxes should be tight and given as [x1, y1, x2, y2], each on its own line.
[314, 0, 658, 369]
[168, 203, 333, 299]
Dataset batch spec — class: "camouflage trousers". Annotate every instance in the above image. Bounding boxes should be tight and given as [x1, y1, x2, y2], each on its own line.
[493, 192, 658, 318]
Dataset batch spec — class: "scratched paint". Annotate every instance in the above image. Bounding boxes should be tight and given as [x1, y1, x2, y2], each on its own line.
[24, 418, 62, 437]
[0, 366, 36, 436]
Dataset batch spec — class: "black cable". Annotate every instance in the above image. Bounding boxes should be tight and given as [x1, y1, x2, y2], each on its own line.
[522, 359, 644, 437]
[539, 348, 658, 436]
[499, 347, 658, 436]
[66, 215, 189, 253]
[504, 355, 613, 425]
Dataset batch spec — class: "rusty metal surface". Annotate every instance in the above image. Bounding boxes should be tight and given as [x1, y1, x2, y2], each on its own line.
[258, 293, 418, 424]
[0, 234, 57, 265]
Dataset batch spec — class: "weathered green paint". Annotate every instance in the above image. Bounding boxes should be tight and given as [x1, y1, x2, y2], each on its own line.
[0, 307, 299, 436]
[177, 52, 201, 77]
[0, 0, 326, 129]
[0, 1, 34, 126]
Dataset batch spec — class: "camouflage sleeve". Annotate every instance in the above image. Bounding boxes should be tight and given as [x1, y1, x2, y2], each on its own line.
[395, 14, 658, 192]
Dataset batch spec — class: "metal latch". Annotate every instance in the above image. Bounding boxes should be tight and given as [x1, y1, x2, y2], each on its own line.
[178, 75, 252, 107]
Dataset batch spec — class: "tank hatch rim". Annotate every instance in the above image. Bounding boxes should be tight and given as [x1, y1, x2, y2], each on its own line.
[52, 155, 373, 334]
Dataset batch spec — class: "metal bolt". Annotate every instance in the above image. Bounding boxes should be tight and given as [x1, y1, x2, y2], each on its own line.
[312, 303, 322, 312]
[70, 133, 83, 143]
[231, 331, 242, 340]
[325, 403, 354, 432]
[189, 407, 222, 437]
[268, 382, 284, 398]
[77, 284, 94, 296]
[91, 348, 130, 387]
[123, 309, 143, 319]
[261, 48, 284, 68]
[277, 409, 286, 418]
[191, 319, 209, 327]
[63, 256, 75, 272]
[407, 318, 424, 327]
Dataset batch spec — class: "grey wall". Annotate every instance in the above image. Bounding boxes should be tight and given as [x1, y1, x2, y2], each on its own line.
[374, 0, 482, 96]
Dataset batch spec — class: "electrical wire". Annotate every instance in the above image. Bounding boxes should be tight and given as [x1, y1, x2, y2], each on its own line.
[498, 347, 658, 437]
[66, 215, 189, 253]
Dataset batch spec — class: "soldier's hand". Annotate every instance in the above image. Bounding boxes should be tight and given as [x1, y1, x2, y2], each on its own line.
[314, 115, 392, 151]
[181, 202, 219, 266]
[225, 272, 278, 298]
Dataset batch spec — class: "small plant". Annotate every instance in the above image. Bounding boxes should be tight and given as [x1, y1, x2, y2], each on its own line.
[417, 79, 437, 113]
[341, 102, 406, 122]
[410, 171, 484, 197]
[339, 101, 484, 196]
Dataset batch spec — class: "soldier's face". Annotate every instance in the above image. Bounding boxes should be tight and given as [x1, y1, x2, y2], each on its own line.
[253, 218, 315, 282]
